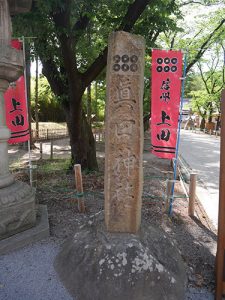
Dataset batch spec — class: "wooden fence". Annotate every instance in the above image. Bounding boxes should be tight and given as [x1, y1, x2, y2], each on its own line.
[31, 129, 69, 141]
[31, 128, 105, 142]
[92, 128, 105, 142]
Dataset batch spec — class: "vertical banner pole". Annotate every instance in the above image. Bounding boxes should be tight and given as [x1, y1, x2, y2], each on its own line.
[169, 52, 188, 215]
[22, 36, 33, 187]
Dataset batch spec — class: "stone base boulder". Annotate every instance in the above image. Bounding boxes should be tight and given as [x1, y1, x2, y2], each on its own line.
[55, 213, 187, 300]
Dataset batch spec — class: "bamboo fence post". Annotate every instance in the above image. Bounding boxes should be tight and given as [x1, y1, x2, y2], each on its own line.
[74, 164, 85, 213]
[165, 180, 176, 213]
[216, 90, 225, 300]
[188, 173, 197, 217]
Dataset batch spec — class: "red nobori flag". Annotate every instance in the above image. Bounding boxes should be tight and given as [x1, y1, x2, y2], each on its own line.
[151, 49, 182, 159]
[11, 39, 22, 50]
[4, 40, 30, 144]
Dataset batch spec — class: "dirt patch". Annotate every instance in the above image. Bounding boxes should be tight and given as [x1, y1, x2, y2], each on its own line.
[12, 138, 217, 295]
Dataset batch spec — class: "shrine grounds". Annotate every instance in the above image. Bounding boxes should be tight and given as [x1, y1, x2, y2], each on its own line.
[0, 135, 219, 299]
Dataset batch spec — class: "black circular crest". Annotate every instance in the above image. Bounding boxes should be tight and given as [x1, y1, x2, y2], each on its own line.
[113, 64, 120, 72]
[122, 64, 129, 72]
[122, 55, 129, 63]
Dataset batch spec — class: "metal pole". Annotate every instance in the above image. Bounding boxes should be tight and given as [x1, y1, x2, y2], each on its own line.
[169, 52, 188, 215]
[22, 36, 33, 187]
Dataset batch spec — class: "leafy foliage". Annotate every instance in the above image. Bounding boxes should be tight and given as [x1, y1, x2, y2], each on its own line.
[30, 75, 65, 122]
[11, 0, 225, 167]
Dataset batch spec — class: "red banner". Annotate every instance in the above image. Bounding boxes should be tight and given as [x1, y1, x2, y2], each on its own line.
[151, 49, 183, 159]
[4, 40, 30, 144]
[11, 39, 22, 50]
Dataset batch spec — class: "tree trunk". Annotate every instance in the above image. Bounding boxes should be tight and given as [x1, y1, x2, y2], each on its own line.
[65, 97, 98, 170]
[95, 80, 98, 119]
[87, 84, 92, 125]
[41, 58, 98, 170]
[216, 115, 221, 131]
[208, 102, 213, 123]
[200, 117, 206, 130]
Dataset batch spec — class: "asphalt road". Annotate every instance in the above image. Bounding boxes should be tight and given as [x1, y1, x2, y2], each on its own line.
[180, 129, 220, 228]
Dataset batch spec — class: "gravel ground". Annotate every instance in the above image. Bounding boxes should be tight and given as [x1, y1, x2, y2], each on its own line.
[0, 238, 215, 300]
[0, 235, 215, 300]
[1, 137, 218, 300]
[0, 239, 72, 300]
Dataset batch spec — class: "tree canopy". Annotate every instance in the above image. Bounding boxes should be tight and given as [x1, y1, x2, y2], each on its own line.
[12, 0, 225, 168]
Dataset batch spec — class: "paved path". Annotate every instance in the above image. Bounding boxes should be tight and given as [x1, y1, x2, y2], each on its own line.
[8, 138, 71, 166]
[180, 129, 220, 229]
[0, 239, 73, 300]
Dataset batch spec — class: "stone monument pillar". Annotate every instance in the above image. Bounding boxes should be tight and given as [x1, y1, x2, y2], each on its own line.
[55, 32, 186, 300]
[104, 31, 145, 233]
[0, 0, 36, 240]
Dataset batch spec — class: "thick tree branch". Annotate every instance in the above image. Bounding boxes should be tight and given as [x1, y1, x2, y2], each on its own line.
[82, 47, 108, 87]
[71, 1, 96, 45]
[41, 56, 66, 100]
[187, 28, 204, 48]
[52, 0, 71, 28]
[211, 79, 217, 94]
[118, 0, 151, 32]
[186, 18, 225, 74]
[198, 62, 211, 94]
[52, 8, 84, 99]
[170, 33, 177, 50]
[181, 1, 206, 6]
[151, 30, 160, 45]
[82, 0, 151, 87]
[71, 14, 90, 47]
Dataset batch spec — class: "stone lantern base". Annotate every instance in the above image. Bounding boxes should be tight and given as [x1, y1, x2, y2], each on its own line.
[0, 0, 46, 246]
[0, 180, 36, 240]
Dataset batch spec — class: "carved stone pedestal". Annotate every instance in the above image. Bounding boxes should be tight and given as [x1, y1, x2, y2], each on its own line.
[0, 0, 36, 241]
[0, 181, 36, 240]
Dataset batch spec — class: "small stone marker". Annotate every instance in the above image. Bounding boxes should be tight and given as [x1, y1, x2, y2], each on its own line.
[104, 31, 145, 233]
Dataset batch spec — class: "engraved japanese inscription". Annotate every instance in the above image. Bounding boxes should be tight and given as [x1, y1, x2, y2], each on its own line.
[104, 31, 145, 233]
